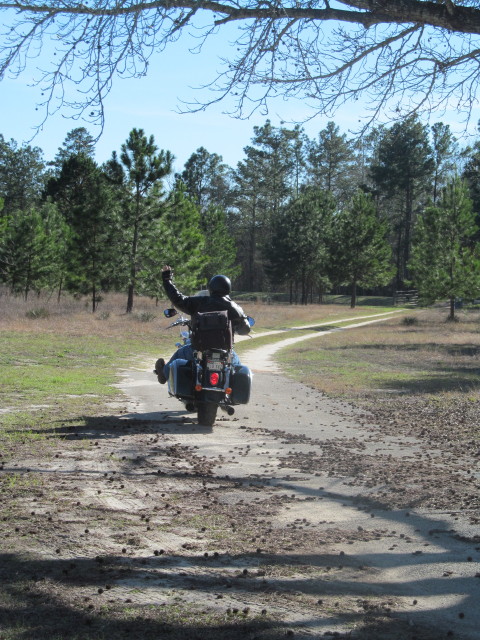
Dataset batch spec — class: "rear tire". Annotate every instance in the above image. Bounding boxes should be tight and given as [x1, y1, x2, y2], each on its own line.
[197, 402, 218, 426]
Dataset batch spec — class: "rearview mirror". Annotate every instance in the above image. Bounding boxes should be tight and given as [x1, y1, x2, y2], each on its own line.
[164, 308, 178, 318]
[247, 316, 255, 327]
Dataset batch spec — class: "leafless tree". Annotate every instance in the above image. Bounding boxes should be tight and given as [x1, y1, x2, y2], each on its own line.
[2, 1, 480, 132]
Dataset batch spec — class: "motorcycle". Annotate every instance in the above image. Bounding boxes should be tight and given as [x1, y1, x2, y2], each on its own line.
[162, 308, 255, 426]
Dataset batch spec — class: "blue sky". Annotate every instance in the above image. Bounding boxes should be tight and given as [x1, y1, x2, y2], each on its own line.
[0, 20, 327, 171]
[1, 15, 479, 173]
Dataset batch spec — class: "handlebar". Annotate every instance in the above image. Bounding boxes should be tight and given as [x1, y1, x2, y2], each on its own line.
[166, 316, 190, 329]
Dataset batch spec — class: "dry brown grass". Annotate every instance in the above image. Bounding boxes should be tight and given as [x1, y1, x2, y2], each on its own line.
[0, 288, 392, 339]
[0, 290, 168, 339]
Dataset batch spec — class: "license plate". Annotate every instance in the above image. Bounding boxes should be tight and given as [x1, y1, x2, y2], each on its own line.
[207, 360, 224, 371]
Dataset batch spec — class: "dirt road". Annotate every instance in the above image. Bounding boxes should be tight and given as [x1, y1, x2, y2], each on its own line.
[112, 320, 480, 640]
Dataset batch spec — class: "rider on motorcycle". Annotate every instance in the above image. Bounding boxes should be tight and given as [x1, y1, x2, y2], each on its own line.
[155, 265, 251, 384]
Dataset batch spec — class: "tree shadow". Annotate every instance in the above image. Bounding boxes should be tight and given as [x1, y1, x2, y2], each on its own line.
[338, 342, 480, 358]
[1, 479, 478, 640]
[375, 371, 480, 395]
[329, 342, 480, 394]
[19, 411, 214, 442]
[0, 551, 280, 639]
[296, 325, 341, 333]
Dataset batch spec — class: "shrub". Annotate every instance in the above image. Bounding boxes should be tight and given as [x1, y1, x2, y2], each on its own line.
[25, 307, 50, 319]
[402, 316, 418, 326]
[134, 312, 156, 323]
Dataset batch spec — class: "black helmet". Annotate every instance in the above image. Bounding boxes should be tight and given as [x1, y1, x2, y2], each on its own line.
[208, 274, 231, 296]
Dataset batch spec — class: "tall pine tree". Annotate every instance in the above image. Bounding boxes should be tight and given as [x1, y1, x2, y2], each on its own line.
[105, 129, 174, 312]
[45, 154, 119, 311]
[330, 191, 394, 308]
[410, 178, 480, 321]
[370, 116, 434, 289]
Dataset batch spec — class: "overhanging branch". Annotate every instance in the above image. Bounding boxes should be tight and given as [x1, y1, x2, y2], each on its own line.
[2, 1, 480, 134]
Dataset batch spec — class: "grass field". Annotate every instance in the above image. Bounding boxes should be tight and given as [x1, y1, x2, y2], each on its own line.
[279, 308, 480, 397]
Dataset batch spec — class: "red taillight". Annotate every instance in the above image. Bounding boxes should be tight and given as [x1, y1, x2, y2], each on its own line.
[210, 372, 220, 386]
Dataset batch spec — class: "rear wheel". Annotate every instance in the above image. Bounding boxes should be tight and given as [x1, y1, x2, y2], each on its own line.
[197, 402, 218, 427]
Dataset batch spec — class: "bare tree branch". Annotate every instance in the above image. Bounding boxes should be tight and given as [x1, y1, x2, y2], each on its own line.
[2, 1, 480, 134]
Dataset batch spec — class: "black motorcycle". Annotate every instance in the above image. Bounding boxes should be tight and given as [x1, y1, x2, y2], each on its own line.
[162, 308, 255, 426]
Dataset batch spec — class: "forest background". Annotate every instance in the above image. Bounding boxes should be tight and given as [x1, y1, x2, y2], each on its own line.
[2, 116, 480, 318]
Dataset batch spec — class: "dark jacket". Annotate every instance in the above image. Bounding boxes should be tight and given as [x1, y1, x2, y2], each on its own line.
[163, 279, 251, 336]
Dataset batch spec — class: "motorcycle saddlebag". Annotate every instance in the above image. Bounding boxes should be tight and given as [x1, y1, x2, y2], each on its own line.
[229, 365, 252, 405]
[167, 359, 194, 398]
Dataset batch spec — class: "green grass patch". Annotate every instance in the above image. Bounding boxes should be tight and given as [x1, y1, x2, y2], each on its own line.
[0, 471, 44, 494]
[0, 328, 172, 448]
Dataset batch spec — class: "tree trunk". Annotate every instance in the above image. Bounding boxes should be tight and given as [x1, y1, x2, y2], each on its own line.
[350, 280, 357, 309]
[301, 268, 307, 305]
[395, 222, 405, 290]
[57, 277, 63, 304]
[248, 204, 257, 291]
[449, 297, 456, 321]
[92, 235, 98, 313]
[126, 283, 134, 314]
[404, 181, 413, 283]
[126, 215, 140, 314]
[24, 254, 32, 301]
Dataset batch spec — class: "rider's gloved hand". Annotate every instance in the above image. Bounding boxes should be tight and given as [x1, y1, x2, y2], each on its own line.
[162, 265, 173, 282]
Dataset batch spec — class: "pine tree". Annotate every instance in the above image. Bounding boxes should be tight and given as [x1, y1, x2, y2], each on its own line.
[232, 121, 297, 290]
[105, 129, 174, 312]
[330, 191, 394, 308]
[51, 127, 96, 173]
[431, 123, 458, 204]
[462, 134, 480, 238]
[267, 187, 335, 304]
[0, 202, 67, 299]
[232, 149, 265, 291]
[306, 122, 355, 206]
[200, 204, 240, 283]
[370, 116, 434, 289]
[141, 185, 206, 300]
[409, 178, 480, 321]
[45, 153, 120, 311]
[180, 147, 232, 211]
[0, 135, 46, 216]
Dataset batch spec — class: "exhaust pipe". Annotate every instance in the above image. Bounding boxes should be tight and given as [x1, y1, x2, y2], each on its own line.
[220, 405, 235, 416]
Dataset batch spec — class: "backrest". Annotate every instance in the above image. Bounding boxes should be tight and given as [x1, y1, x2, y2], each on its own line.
[191, 310, 233, 351]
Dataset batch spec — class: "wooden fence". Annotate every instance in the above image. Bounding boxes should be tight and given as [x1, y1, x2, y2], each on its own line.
[393, 290, 419, 307]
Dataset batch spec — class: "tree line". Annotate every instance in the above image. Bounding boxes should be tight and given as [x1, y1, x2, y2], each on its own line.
[1, 117, 480, 318]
